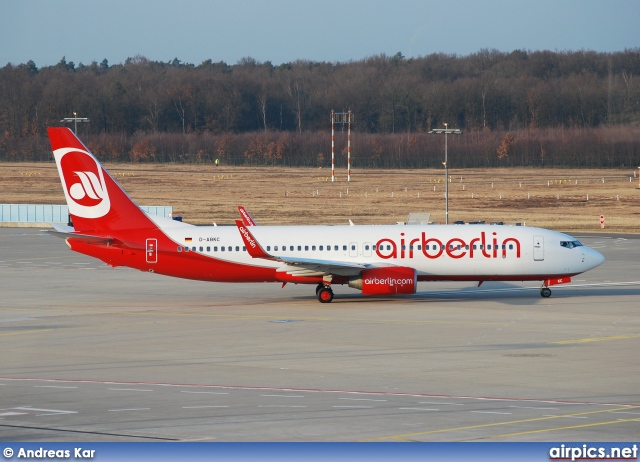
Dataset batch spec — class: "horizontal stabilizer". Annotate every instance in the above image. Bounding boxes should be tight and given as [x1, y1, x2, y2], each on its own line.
[48, 223, 113, 245]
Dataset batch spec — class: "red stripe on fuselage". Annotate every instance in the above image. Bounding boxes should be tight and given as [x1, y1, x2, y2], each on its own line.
[416, 273, 578, 282]
[67, 229, 278, 283]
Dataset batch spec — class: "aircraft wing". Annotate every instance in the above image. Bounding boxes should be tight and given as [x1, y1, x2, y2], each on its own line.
[275, 256, 371, 277]
[235, 220, 378, 277]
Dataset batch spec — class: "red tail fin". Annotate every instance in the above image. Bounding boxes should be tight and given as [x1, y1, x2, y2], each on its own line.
[48, 127, 154, 234]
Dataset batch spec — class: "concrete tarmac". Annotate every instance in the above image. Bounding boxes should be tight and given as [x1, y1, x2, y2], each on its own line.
[1, 228, 639, 441]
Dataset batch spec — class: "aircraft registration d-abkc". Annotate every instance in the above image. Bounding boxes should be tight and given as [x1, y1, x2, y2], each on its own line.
[47, 127, 605, 303]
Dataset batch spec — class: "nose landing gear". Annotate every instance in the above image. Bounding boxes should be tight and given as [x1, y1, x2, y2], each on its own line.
[540, 287, 552, 298]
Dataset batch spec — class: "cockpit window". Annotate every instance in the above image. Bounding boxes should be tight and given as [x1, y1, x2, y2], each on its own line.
[560, 240, 583, 249]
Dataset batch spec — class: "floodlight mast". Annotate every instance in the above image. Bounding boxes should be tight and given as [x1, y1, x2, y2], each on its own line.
[331, 110, 353, 182]
[59, 112, 90, 134]
[428, 123, 462, 224]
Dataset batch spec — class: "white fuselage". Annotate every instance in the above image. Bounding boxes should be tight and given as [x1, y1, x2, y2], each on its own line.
[156, 219, 604, 281]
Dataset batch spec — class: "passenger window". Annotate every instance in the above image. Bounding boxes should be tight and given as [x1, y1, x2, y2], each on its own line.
[290, 246, 294, 251]
[177, 247, 182, 252]
[319, 245, 323, 251]
[509, 244, 513, 250]
[312, 245, 316, 251]
[214, 246, 218, 251]
[243, 246, 246, 251]
[199, 246, 203, 252]
[274, 246, 278, 251]
[207, 247, 210, 252]
[335, 245, 339, 251]
[305, 245, 309, 251]
[267, 246, 271, 251]
[235, 246, 239, 251]
[298, 245, 301, 251]
[365, 245, 370, 250]
[192, 247, 196, 251]
[228, 246, 232, 251]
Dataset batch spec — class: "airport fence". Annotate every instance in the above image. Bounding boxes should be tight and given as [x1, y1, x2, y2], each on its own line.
[0, 204, 173, 223]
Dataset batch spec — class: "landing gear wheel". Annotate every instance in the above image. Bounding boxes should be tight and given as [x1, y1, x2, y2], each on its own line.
[317, 286, 334, 303]
[540, 287, 552, 298]
[315, 283, 324, 295]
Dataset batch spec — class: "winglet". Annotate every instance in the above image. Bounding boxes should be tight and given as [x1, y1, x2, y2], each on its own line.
[235, 220, 273, 260]
[238, 206, 257, 226]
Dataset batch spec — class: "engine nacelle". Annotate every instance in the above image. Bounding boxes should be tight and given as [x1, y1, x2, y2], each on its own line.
[349, 267, 417, 296]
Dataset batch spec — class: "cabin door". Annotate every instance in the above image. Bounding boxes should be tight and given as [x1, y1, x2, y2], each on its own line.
[533, 235, 544, 261]
[146, 238, 158, 263]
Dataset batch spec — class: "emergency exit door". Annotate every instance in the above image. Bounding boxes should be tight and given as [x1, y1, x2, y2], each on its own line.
[146, 238, 158, 263]
[533, 235, 544, 261]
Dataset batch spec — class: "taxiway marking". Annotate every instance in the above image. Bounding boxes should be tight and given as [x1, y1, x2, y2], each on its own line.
[361, 406, 640, 441]
[483, 417, 640, 440]
[551, 333, 640, 344]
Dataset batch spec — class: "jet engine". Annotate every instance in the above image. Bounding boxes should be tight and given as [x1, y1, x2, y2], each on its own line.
[348, 267, 417, 296]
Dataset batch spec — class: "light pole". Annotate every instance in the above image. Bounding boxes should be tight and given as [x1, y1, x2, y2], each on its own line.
[429, 123, 462, 224]
[60, 112, 90, 134]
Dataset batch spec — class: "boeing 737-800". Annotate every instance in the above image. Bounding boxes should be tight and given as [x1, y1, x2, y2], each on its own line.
[47, 127, 604, 303]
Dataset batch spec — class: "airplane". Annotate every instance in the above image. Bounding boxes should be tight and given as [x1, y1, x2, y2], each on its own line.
[47, 127, 605, 303]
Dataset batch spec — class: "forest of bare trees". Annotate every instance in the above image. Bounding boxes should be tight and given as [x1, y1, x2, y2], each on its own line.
[1, 49, 639, 167]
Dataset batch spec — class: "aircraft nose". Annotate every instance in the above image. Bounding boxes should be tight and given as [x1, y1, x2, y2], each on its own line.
[586, 247, 605, 269]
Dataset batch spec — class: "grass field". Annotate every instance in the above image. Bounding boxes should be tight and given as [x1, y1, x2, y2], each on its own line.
[2, 162, 640, 233]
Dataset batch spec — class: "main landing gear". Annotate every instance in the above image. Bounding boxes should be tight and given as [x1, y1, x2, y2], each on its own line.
[316, 283, 334, 303]
[540, 287, 552, 298]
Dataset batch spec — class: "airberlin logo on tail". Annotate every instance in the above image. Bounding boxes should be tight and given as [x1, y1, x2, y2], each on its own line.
[55, 148, 111, 218]
[69, 171, 105, 204]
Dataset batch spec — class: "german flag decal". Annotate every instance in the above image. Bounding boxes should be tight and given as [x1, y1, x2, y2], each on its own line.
[184, 237, 192, 242]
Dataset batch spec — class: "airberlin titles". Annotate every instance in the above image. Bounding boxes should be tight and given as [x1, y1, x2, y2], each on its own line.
[375, 231, 521, 260]
[238, 224, 258, 249]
